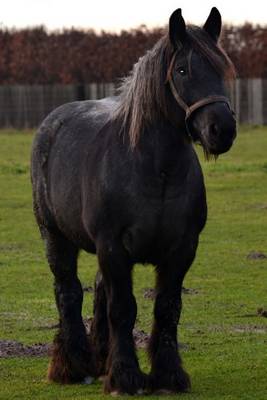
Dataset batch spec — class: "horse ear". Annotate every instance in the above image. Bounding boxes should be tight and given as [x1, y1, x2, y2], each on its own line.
[169, 8, 186, 49]
[203, 7, 222, 42]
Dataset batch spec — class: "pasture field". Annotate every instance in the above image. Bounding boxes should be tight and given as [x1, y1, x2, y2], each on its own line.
[0, 126, 267, 399]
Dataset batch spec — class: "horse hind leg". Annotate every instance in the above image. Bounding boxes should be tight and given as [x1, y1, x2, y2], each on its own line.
[44, 228, 95, 383]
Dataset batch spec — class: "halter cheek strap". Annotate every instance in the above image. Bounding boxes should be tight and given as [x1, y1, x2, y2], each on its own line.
[168, 77, 232, 120]
[166, 51, 235, 129]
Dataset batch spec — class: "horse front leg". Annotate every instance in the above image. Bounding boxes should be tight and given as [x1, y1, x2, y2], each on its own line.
[97, 238, 146, 395]
[90, 271, 109, 377]
[149, 241, 198, 393]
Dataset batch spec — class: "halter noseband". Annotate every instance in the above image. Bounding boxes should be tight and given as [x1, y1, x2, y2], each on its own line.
[166, 50, 235, 131]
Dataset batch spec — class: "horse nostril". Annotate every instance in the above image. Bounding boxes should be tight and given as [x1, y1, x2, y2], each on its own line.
[210, 123, 219, 137]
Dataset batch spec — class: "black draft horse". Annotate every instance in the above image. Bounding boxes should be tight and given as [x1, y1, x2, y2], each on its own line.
[31, 8, 236, 395]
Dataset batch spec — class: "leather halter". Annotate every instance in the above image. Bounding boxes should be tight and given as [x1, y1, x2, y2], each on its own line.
[166, 50, 235, 130]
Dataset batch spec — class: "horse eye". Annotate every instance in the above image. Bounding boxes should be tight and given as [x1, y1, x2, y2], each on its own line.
[177, 66, 186, 76]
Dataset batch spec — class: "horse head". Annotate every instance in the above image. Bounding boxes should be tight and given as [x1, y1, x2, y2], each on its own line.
[167, 7, 237, 156]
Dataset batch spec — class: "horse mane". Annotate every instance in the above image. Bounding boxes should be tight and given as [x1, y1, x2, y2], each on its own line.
[113, 26, 236, 148]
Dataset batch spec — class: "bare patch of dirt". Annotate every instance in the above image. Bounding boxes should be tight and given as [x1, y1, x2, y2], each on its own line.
[257, 308, 267, 318]
[247, 251, 267, 260]
[248, 203, 267, 210]
[237, 313, 259, 318]
[133, 329, 149, 348]
[237, 308, 267, 318]
[182, 287, 199, 295]
[143, 287, 199, 300]
[83, 286, 94, 293]
[36, 323, 59, 331]
[1, 318, 189, 357]
[84, 318, 151, 348]
[0, 332, 189, 357]
[143, 288, 155, 299]
[84, 317, 93, 333]
[231, 325, 267, 334]
[0, 340, 51, 358]
[0, 243, 24, 252]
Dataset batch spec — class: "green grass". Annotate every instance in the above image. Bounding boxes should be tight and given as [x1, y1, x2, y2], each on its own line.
[0, 126, 267, 399]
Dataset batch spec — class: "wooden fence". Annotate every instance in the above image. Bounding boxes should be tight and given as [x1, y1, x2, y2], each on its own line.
[0, 79, 266, 128]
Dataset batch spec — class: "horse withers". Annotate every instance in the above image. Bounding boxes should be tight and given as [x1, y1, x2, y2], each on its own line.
[31, 7, 236, 395]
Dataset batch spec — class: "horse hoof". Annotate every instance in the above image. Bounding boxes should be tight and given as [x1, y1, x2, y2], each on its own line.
[150, 367, 191, 394]
[82, 376, 94, 385]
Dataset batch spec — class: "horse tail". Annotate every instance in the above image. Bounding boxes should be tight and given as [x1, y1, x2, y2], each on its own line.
[31, 116, 63, 235]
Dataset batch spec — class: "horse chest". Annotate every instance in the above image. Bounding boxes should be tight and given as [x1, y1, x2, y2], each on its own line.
[120, 176, 204, 263]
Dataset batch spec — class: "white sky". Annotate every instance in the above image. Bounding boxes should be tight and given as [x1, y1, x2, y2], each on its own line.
[0, 0, 266, 31]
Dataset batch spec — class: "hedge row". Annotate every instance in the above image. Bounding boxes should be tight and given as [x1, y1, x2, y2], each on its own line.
[0, 23, 266, 84]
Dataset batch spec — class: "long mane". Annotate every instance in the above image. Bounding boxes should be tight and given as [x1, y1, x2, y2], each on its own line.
[113, 26, 236, 148]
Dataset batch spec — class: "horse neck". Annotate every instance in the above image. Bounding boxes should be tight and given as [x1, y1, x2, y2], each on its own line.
[137, 116, 194, 176]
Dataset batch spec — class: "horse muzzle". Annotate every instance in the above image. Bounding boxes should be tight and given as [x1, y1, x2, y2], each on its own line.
[190, 102, 237, 155]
